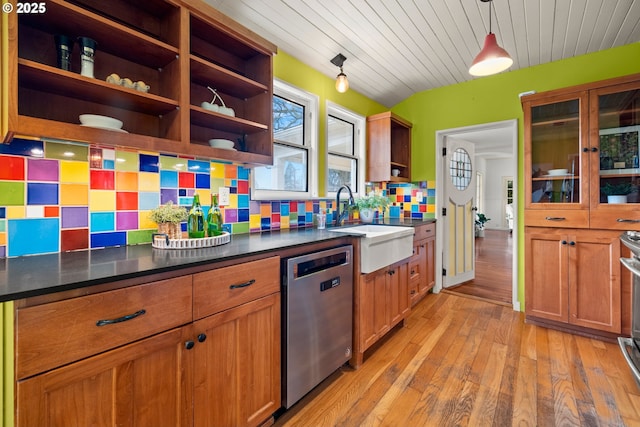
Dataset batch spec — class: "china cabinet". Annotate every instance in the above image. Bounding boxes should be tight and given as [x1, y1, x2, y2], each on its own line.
[522, 73, 640, 230]
[4, 0, 276, 165]
[522, 73, 640, 337]
[367, 111, 412, 182]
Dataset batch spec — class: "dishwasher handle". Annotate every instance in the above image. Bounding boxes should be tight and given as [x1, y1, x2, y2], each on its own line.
[292, 250, 351, 279]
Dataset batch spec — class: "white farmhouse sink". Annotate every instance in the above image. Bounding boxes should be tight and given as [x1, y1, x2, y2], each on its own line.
[330, 225, 414, 273]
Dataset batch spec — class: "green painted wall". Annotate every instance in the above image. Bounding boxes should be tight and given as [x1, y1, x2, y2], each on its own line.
[273, 51, 388, 195]
[392, 42, 640, 306]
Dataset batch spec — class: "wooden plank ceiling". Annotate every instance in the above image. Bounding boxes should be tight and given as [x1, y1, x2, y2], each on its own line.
[206, 0, 640, 107]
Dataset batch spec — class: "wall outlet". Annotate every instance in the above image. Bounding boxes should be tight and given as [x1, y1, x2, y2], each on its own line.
[416, 191, 423, 201]
[219, 187, 230, 206]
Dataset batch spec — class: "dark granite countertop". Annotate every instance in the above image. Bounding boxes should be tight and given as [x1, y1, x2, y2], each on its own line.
[0, 218, 434, 302]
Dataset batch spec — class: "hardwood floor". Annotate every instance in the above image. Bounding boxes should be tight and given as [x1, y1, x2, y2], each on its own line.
[446, 229, 513, 305]
[275, 292, 640, 427]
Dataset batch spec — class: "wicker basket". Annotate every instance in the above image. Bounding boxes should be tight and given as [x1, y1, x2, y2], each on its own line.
[152, 232, 230, 250]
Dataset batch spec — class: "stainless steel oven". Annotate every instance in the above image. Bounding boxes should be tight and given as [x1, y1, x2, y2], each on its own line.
[618, 231, 640, 386]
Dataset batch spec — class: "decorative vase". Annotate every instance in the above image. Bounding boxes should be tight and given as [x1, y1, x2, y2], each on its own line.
[359, 208, 375, 223]
[607, 195, 628, 204]
[157, 222, 182, 239]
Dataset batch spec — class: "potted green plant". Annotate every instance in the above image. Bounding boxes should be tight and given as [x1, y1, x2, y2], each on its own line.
[475, 213, 490, 237]
[149, 201, 188, 239]
[352, 193, 390, 223]
[602, 182, 636, 204]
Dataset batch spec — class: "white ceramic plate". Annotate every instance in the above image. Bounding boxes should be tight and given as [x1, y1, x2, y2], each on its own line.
[80, 124, 128, 133]
[548, 168, 569, 176]
[209, 138, 235, 149]
[79, 114, 123, 130]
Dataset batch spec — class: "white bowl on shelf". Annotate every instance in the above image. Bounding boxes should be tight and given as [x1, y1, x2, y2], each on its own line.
[208, 139, 235, 150]
[79, 114, 123, 130]
[548, 168, 569, 176]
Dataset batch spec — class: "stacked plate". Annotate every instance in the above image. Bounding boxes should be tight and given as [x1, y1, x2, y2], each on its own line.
[209, 139, 235, 150]
[79, 114, 127, 133]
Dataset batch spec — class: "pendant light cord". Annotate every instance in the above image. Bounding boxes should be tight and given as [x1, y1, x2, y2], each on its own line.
[488, 0, 492, 34]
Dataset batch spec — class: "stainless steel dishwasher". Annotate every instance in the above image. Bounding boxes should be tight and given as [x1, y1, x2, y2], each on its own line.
[282, 245, 353, 409]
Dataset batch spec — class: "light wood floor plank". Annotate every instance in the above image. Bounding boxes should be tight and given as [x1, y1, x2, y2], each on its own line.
[275, 292, 640, 427]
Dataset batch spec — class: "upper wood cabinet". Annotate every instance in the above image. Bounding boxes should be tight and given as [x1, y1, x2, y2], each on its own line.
[522, 73, 640, 230]
[367, 111, 412, 182]
[4, 0, 276, 165]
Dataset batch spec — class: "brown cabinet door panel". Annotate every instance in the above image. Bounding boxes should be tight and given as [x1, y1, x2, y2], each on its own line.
[569, 231, 621, 332]
[525, 231, 569, 323]
[192, 293, 281, 427]
[16, 328, 191, 427]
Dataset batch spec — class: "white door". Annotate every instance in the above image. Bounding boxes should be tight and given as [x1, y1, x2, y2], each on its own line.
[443, 137, 476, 288]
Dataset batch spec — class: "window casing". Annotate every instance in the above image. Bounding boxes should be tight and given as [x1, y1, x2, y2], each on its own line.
[252, 80, 318, 200]
[326, 102, 365, 196]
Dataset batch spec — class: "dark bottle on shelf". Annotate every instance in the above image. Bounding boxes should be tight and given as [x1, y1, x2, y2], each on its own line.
[188, 193, 205, 238]
[207, 193, 224, 236]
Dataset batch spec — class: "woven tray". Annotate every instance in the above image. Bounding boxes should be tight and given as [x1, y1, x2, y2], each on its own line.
[152, 232, 230, 249]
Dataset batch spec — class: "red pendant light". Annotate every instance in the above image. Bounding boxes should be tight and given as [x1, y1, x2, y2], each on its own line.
[469, 0, 513, 76]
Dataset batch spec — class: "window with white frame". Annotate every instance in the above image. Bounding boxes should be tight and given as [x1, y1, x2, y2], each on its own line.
[326, 102, 365, 196]
[252, 80, 318, 200]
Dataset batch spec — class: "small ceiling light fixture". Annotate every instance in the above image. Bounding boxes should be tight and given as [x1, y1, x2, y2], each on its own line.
[331, 53, 349, 93]
[469, 0, 513, 77]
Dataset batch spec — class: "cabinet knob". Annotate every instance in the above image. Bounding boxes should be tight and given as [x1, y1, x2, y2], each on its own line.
[569, 241, 576, 246]
[591, 147, 598, 152]
[561, 240, 567, 245]
[185, 340, 195, 350]
[583, 147, 589, 152]
[197, 333, 207, 343]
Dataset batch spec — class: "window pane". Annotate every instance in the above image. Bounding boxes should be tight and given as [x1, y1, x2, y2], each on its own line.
[254, 144, 308, 192]
[273, 95, 304, 145]
[328, 115, 354, 155]
[327, 154, 357, 192]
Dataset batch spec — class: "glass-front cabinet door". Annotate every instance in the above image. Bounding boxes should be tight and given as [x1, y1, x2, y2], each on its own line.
[590, 81, 640, 230]
[523, 91, 590, 227]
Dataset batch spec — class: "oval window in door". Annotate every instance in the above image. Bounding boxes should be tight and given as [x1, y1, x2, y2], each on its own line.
[449, 148, 472, 190]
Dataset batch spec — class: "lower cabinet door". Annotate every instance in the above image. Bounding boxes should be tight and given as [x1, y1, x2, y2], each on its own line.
[569, 230, 621, 333]
[525, 230, 569, 323]
[388, 261, 409, 326]
[192, 293, 281, 427]
[16, 328, 191, 427]
[359, 269, 390, 351]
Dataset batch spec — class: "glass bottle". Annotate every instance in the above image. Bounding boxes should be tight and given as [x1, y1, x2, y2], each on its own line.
[188, 193, 205, 238]
[207, 193, 224, 236]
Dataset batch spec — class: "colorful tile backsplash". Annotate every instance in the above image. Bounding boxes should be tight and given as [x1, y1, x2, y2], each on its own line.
[0, 137, 435, 258]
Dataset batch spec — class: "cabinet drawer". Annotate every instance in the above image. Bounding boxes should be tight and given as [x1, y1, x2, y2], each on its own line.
[16, 275, 193, 379]
[414, 223, 435, 241]
[524, 209, 589, 228]
[590, 210, 640, 231]
[193, 256, 280, 319]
